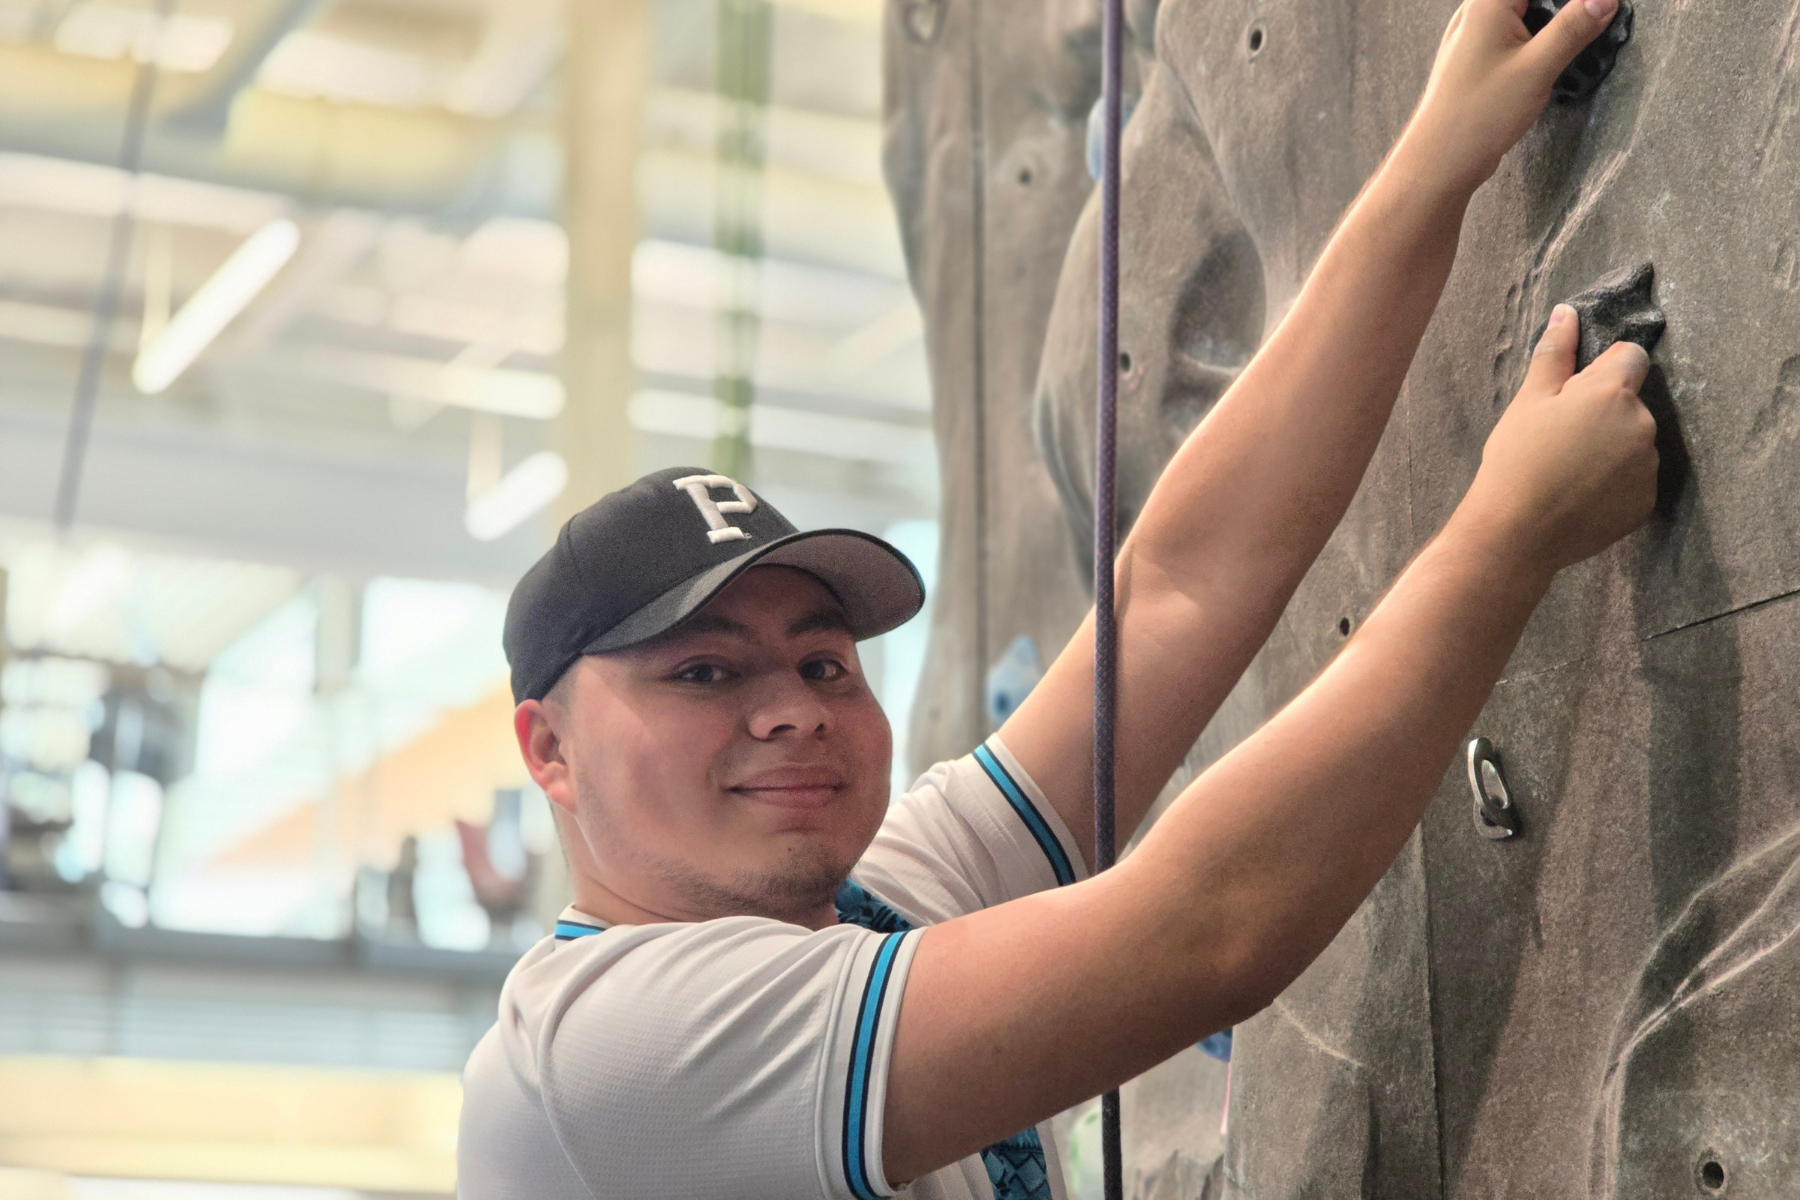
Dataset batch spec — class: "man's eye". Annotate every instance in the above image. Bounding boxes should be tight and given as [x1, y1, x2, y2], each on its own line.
[676, 663, 730, 684]
[801, 658, 847, 682]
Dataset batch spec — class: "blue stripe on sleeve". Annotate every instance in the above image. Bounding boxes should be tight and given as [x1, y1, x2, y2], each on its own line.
[973, 743, 1077, 888]
[842, 931, 907, 1200]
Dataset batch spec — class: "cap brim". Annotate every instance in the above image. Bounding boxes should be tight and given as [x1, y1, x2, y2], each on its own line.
[582, 528, 926, 655]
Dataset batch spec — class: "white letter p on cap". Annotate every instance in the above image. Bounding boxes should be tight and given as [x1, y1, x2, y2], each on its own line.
[672, 474, 759, 543]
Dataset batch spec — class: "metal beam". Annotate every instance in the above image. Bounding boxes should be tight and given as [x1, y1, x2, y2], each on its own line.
[162, 0, 333, 137]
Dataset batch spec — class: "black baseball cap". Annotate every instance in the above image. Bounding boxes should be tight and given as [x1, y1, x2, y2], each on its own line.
[504, 466, 926, 703]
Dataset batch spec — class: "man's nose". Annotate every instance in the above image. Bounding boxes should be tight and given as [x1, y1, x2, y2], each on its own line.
[747, 674, 832, 740]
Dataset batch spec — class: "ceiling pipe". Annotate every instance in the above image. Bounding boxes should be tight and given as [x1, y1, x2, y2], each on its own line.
[0, 46, 903, 276]
[162, 0, 333, 138]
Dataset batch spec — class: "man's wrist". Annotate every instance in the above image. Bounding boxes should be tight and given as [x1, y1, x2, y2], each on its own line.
[1381, 121, 1487, 218]
[1439, 499, 1559, 600]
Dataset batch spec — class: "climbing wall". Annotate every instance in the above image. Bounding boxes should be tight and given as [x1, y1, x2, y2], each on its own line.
[1023, 0, 1800, 1195]
[879, 0, 1103, 776]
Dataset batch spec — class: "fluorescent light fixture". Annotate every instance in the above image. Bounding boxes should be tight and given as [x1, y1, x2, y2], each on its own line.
[466, 451, 568, 541]
[134, 218, 300, 394]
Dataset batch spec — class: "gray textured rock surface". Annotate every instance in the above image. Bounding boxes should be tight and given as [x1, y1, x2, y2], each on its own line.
[1122, 1048, 1228, 1200]
[1051, 1048, 1231, 1200]
[1033, 53, 1262, 580]
[1020, 0, 1800, 1196]
[880, 0, 1103, 774]
[887, 0, 1800, 1193]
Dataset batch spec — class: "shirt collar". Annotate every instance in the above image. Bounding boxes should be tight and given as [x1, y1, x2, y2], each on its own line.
[552, 885, 911, 942]
[554, 904, 608, 941]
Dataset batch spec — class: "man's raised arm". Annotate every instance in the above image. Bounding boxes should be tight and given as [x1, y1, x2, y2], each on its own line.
[885, 310, 1658, 1182]
[1002, 0, 1628, 867]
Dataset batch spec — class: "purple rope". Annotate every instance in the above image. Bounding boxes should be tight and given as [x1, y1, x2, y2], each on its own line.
[1094, 0, 1124, 1192]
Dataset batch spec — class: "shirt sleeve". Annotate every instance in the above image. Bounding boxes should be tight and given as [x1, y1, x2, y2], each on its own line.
[526, 918, 923, 1200]
[853, 735, 1089, 926]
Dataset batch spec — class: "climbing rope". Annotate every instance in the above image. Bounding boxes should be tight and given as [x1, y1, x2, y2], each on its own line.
[1093, 0, 1125, 1193]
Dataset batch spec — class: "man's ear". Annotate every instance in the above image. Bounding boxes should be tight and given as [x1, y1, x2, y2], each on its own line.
[515, 699, 577, 817]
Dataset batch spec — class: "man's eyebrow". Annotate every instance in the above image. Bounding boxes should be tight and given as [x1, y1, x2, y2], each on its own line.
[787, 607, 852, 638]
[671, 613, 756, 640]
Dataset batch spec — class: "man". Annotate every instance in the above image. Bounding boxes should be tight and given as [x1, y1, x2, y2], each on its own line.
[458, 1, 1656, 1196]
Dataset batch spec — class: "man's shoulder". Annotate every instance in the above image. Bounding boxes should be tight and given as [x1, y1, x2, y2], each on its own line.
[859, 738, 1084, 924]
[499, 912, 874, 1020]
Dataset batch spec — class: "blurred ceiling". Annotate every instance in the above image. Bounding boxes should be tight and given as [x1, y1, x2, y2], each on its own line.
[0, 0, 929, 586]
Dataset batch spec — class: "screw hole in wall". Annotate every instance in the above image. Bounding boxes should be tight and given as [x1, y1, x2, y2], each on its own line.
[1247, 24, 1265, 55]
[1119, 351, 1133, 374]
[1698, 1159, 1726, 1193]
[1018, 166, 1033, 185]
[1338, 617, 1353, 637]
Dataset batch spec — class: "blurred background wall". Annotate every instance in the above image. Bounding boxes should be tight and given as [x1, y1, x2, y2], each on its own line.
[0, 0, 936, 1193]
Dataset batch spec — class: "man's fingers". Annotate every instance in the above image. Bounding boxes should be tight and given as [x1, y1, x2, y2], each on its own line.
[1523, 0, 1619, 81]
[1581, 338, 1652, 392]
[1524, 304, 1579, 395]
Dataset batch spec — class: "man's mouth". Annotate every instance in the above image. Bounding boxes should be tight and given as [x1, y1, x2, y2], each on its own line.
[728, 765, 846, 809]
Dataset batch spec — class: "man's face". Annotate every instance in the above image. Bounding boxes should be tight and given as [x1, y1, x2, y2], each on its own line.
[536, 566, 893, 925]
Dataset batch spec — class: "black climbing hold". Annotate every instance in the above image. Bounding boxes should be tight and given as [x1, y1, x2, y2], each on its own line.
[1530, 262, 1666, 372]
[1523, 0, 1635, 103]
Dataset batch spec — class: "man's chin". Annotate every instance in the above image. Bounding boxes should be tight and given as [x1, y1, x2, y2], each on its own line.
[741, 841, 859, 914]
[657, 839, 858, 924]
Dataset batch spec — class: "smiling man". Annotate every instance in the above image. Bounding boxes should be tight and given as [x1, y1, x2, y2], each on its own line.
[509, 484, 922, 934]
[457, 3, 1654, 1197]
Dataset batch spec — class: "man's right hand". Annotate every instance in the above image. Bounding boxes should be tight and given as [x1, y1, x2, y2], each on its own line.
[1459, 302, 1660, 574]
[1404, 0, 1623, 195]
[885, 303, 1662, 1187]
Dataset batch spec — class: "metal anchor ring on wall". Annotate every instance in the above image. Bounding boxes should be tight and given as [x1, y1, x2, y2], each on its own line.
[1467, 737, 1522, 840]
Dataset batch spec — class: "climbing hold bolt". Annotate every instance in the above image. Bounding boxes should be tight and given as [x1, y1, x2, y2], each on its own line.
[1468, 737, 1522, 840]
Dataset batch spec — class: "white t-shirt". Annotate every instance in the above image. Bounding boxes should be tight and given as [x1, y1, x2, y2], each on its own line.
[458, 736, 1088, 1200]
